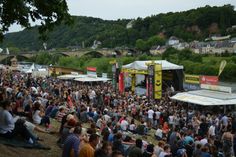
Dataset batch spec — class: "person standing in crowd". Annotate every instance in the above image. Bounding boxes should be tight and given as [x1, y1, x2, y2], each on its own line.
[62, 126, 82, 157]
[222, 125, 233, 157]
[94, 141, 113, 157]
[112, 150, 124, 157]
[79, 133, 100, 157]
[143, 144, 157, 157]
[159, 144, 171, 157]
[128, 139, 143, 157]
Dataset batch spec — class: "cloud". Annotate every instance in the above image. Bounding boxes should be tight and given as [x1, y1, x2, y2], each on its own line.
[8, 0, 236, 32]
[67, 0, 236, 20]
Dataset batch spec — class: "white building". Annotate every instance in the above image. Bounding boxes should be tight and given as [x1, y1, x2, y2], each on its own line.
[167, 36, 180, 46]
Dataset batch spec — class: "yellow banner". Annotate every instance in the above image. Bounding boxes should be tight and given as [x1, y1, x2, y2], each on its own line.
[185, 74, 200, 84]
[131, 74, 136, 92]
[121, 68, 147, 75]
[154, 64, 162, 99]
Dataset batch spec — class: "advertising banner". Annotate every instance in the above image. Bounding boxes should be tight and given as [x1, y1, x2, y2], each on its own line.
[185, 74, 200, 84]
[183, 83, 201, 91]
[87, 67, 97, 77]
[148, 65, 154, 99]
[131, 74, 136, 92]
[87, 67, 96, 72]
[154, 64, 162, 99]
[201, 84, 232, 93]
[200, 76, 218, 85]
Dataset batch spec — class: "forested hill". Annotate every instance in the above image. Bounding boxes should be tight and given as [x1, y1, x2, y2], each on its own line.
[2, 5, 236, 51]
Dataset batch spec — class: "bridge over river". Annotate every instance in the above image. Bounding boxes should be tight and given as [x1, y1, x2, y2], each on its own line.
[0, 48, 133, 63]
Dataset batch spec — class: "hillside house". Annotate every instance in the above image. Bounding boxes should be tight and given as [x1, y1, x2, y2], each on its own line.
[150, 46, 166, 55]
[167, 36, 180, 46]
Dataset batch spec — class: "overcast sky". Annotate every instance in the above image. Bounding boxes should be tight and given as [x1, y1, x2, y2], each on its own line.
[8, 0, 236, 33]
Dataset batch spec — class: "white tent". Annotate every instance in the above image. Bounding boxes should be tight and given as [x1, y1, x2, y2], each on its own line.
[26, 63, 35, 73]
[74, 76, 111, 82]
[170, 90, 236, 106]
[57, 74, 86, 80]
[122, 60, 183, 70]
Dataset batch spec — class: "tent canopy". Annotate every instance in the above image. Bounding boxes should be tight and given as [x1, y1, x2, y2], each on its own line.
[170, 90, 236, 106]
[122, 60, 183, 71]
[74, 77, 111, 82]
[57, 74, 86, 80]
[25, 63, 35, 73]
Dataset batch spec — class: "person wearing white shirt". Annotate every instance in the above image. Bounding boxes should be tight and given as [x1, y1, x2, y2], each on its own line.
[0, 100, 37, 144]
[208, 124, 216, 137]
[129, 119, 136, 133]
[103, 113, 111, 123]
[148, 108, 154, 127]
[159, 145, 171, 157]
[200, 136, 208, 146]
[120, 117, 129, 131]
[155, 125, 163, 140]
[168, 115, 174, 126]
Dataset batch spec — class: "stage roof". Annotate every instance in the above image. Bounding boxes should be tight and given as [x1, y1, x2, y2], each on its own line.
[122, 60, 183, 71]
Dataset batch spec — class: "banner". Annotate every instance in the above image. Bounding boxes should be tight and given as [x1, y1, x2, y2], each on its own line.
[131, 74, 136, 92]
[148, 65, 154, 99]
[201, 84, 232, 93]
[183, 83, 201, 91]
[87, 67, 96, 72]
[185, 74, 200, 84]
[200, 76, 218, 85]
[121, 68, 147, 75]
[112, 64, 116, 90]
[119, 72, 124, 94]
[87, 67, 97, 77]
[154, 64, 162, 99]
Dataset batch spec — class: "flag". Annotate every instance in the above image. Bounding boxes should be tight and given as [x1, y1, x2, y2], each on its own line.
[218, 60, 227, 76]
[118, 72, 124, 94]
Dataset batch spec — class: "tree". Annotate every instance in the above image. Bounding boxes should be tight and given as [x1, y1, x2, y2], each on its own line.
[147, 35, 166, 47]
[135, 39, 149, 52]
[0, 0, 71, 41]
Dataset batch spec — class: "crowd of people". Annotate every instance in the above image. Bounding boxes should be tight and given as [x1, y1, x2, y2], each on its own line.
[0, 70, 236, 157]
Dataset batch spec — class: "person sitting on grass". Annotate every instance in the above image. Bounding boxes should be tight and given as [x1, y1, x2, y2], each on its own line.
[0, 99, 38, 144]
[32, 101, 50, 129]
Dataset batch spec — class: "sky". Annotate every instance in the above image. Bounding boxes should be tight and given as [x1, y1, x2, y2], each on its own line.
[8, 0, 236, 33]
